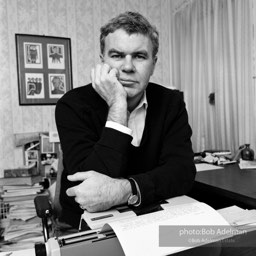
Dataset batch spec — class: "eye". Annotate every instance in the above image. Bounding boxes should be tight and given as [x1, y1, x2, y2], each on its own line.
[134, 54, 147, 60]
[110, 54, 123, 60]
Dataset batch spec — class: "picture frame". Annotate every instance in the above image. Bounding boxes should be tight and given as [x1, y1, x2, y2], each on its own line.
[40, 134, 55, 154]
[25, 150, 39, 166]
[16, 34, 72, 105]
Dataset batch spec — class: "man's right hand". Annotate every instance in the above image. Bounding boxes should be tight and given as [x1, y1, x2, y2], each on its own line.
[91, 63, 128, 126]
[91, 63, 127, 107]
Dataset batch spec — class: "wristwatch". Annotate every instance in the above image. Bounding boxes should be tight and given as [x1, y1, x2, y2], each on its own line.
[127, 178, 139, 206]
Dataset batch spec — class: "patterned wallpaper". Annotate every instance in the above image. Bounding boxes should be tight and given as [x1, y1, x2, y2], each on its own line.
[0, 0, 175, 173]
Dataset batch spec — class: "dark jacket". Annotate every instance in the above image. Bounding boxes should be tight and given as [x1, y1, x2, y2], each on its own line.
[55, 82, 196, 227]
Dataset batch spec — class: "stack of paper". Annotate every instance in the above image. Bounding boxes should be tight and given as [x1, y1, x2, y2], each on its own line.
[9, 201, 37, 221]
[239, 159, 256, 170]
[100, 201, 232, 256]
[82, 196, 233, 256]
[0, 183, 44, 252]
[0, 216, 43, 252]
[218, 205, 256, 231]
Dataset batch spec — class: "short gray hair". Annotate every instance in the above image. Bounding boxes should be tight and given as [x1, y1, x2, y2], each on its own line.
[100, 11, 159, 57]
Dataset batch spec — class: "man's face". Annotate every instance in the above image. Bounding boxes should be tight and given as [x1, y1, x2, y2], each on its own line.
[101, 29, 157, 103]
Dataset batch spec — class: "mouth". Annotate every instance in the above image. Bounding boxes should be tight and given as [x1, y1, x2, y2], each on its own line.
[119, 79, 137, 86]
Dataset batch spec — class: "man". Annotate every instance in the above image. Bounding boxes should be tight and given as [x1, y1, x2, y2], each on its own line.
[55, 11, 196, 228]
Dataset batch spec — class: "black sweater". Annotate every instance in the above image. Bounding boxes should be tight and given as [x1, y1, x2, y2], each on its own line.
[55, 82, 196, 227]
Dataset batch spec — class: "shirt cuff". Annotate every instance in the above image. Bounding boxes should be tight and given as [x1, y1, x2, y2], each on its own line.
[106, 121, 132, 136]
[129, 177, 141, 207]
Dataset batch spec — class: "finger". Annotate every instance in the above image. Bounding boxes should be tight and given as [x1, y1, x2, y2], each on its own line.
[67, 171, 93, 181]
[101, 63, 111, 77]
[66, 186, 76, 197]
[80, 204, 86, 210]
[109, 68, 119, 79]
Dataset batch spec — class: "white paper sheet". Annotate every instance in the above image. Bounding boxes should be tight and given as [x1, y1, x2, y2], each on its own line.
[218, 206, 256, 227]
[196, 163, 224, 172]
[101, 202, 231, 256]
[0, 249, 35, 256]
[82, 206, 136, 230]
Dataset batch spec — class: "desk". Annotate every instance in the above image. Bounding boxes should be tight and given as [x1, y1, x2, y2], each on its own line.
[188, 163, 256, 256]
[2, 166, 256, 256]
[190, 163, 256, 209]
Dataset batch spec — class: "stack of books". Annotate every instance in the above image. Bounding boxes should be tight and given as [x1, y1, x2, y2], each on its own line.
[2, 183, 42, 203]
[0, 175, 45, 251]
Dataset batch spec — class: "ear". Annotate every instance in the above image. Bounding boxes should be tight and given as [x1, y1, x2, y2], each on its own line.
[153, 56, 158, 65]
[150, 56, 158, 75]
[100, 54, 104, 63]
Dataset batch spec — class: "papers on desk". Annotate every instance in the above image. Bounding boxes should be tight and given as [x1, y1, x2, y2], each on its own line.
[82, 205, 136, 230]
[239, 159, 256, 170]
[102, 202, 231, 256]
[83, 196, 233, 256]
[0, 248, 35, 256]
[81, 196, 198, 230]
[0, 216, 43, 252]
[196, 163, 224, 172]
[218, 206, 256, 231]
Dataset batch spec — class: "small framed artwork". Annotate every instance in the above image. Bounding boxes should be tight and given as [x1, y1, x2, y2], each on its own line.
[48, 74, 66, 98]
[40, 134, 55, 154]
[25, 150, 39, 166]
[16, 34, 72, 105]
[47, 44, 65, 69]
[25, 73, 45, 99]
[24, 43, 43, 69]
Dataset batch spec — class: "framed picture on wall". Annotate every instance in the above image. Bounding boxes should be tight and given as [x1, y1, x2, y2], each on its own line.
[15, 34, 72, 105]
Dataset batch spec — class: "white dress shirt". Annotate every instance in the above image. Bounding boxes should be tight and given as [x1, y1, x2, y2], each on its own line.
[106, 92, 148, 147]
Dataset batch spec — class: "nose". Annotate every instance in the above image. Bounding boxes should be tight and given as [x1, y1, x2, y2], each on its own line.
[121, 55, 135, 73]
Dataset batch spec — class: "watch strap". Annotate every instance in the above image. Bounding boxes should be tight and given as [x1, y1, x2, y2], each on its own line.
[128, 178, 137, 196]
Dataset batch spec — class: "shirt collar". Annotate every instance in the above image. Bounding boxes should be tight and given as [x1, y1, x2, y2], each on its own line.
[133, 91, 148, 112]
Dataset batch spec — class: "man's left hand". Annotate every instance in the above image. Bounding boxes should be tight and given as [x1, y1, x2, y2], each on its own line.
[66, 171, 131, 212]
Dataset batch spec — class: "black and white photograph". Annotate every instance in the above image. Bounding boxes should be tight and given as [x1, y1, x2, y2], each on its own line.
[2, 1, 256, 254]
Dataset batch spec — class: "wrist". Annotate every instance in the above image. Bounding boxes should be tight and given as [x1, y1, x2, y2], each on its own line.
[114, 178, 132, 205]
[127, 178, 139, 206]
[110, 98, 127, 110]
[107, 101, 128, 126]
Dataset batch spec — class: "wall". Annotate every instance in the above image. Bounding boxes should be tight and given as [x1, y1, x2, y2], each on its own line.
[0, 0, 175, 173]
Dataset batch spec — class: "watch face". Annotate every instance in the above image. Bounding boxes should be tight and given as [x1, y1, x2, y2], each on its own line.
[128, 194, 139, 205]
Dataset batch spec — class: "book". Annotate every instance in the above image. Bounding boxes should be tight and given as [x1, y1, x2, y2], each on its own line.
[81, 196, 235, 256]
[3, 184, 42, 191]
[2, 189, 41, 198]
[2, 184, 43, 197]
[4, 162, 38, 178]
[2, 194, 37, 203]
[0, 175, 42, 186]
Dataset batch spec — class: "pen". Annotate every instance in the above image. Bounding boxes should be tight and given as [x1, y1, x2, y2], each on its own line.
[91, 214, 113, 221]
